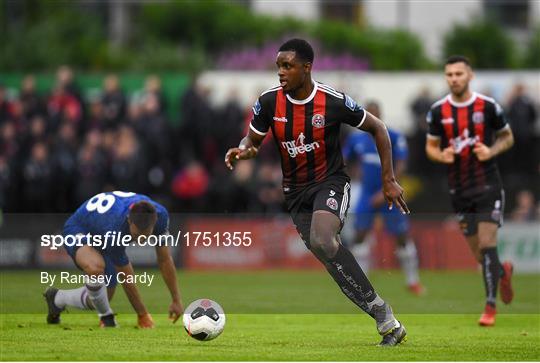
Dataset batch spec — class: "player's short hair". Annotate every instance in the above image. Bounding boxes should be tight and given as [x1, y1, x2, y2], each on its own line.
[278, 39, 314, 64]
[128, 201, 157, 231]
[445, 55, 471, 67]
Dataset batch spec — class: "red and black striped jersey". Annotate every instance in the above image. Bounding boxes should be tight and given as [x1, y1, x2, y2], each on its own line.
[250, 81, 366, 189]
[427, 92, 510, 195]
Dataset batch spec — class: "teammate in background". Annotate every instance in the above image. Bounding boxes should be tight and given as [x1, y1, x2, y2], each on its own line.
[225, 39, 409, 346]
[343, 101, 425, 295]
[425, 55, 514, 326]
[43, 191, 183, 328]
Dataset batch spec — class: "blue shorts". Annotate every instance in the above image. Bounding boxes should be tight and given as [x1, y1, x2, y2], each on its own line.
[353, 192, 409, 236]
[63, 225, 119, 287]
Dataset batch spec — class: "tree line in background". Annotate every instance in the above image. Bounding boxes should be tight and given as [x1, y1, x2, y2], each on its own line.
[1, 0, 539, 71]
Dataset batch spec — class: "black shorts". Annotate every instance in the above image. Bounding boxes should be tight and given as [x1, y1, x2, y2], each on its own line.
[284, 173, 351, 246]
[450, 188, 505, 236]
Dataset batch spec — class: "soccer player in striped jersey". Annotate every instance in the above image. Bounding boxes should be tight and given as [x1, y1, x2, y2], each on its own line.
[225, 38, 409, 346]
[425, 55, 515, 326]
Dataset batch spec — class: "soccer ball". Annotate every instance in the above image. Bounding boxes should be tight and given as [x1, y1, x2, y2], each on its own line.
[183, 299, 226, 341]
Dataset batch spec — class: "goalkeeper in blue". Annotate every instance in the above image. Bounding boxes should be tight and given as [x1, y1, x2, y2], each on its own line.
[43, 191, 183, 328]
[343, 101, 425, 295]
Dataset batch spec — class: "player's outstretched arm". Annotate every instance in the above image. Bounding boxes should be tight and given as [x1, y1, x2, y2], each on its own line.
[224, 129, 265, 170]
[155, 245, 183, 323]
[116, 262, 154, 328]
[359, 112, 410, 214]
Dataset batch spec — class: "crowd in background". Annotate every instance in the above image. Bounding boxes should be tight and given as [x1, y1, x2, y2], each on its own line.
[1, 66, 538, 220]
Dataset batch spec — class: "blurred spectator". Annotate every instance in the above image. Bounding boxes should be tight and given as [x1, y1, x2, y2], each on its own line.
[408, 87, 434, 175]
[505, 83, 538, 174]
[217, 88, 244, 154]
[410, 87, 433, 134]
[0, 84, 15, 125]
[178, 80, 215, 165]
[171, 160, 209, 212]
[144, 75, 167, 114]
[101, 74, 127, 128]
[19, 115, 48, 158]
[133, 93, 171, 163]
[510, 190, 537, 222]
[52, 122, 78, 210]
[0, 156, 10, 209]
[88, 97, 105, 131]
[21, 142, 54, 211]
[109, 125, 147, 192]
[1, 121, 19, 159]
[56, 65, 83, 106]
[75, 129, 108, 205]
[47, 84, 82, 132]
[19, 75, 44, 120]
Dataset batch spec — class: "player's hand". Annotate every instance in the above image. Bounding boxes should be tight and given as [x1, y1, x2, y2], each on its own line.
[224, 145, 258, 170]
[370, 191, 386, 208]
[168, 300, 183, 324]
[473, 142, 492, 161]
[440, 146, 456, 164]
[137, 313, 155, 329]
[382, 178, 410, 215]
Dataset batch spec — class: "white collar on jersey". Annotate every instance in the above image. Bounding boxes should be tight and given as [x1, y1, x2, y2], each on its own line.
[447, 92, 478, 107]
[286, 81, 318, 105]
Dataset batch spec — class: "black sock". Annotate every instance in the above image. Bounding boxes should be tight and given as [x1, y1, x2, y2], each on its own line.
[321, 244, 382, 316]
[481, 247, 502, 308]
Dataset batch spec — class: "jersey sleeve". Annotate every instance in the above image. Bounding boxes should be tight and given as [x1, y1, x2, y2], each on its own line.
[426, 106, 443, 139]
[249, 96, 271, 136]
[489, 100, 509, 131]
[339, 94, 367, 129]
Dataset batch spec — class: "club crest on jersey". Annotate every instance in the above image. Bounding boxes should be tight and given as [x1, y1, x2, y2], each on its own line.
[281, 132, 320, 158]
[345, 94, 360, 112]
[326, 197, 338, 210]
[472, 112, 484, 124]
[252, 100, 261, 116]
[312, 114, 325, 128]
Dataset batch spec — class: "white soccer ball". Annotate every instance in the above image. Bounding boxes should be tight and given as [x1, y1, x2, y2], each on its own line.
[183, 299, 226, 341]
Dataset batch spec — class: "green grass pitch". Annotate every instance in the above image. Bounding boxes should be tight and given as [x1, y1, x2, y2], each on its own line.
[1, 270, 539, 361]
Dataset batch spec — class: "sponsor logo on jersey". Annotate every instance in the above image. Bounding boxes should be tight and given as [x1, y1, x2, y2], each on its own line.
[281, 132, 320, 158]
[442, 117, 454, 124]
[326, 197, 338, 210]
[273, 116, 288, 123]
[450, 129, 479, 153]
[472, 111, 484, 124]
[312, 114, 325, 128]
[252, 100, 261, 116]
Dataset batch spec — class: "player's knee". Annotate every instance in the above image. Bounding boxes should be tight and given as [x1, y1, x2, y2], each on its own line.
[310, 230, 338, 260]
